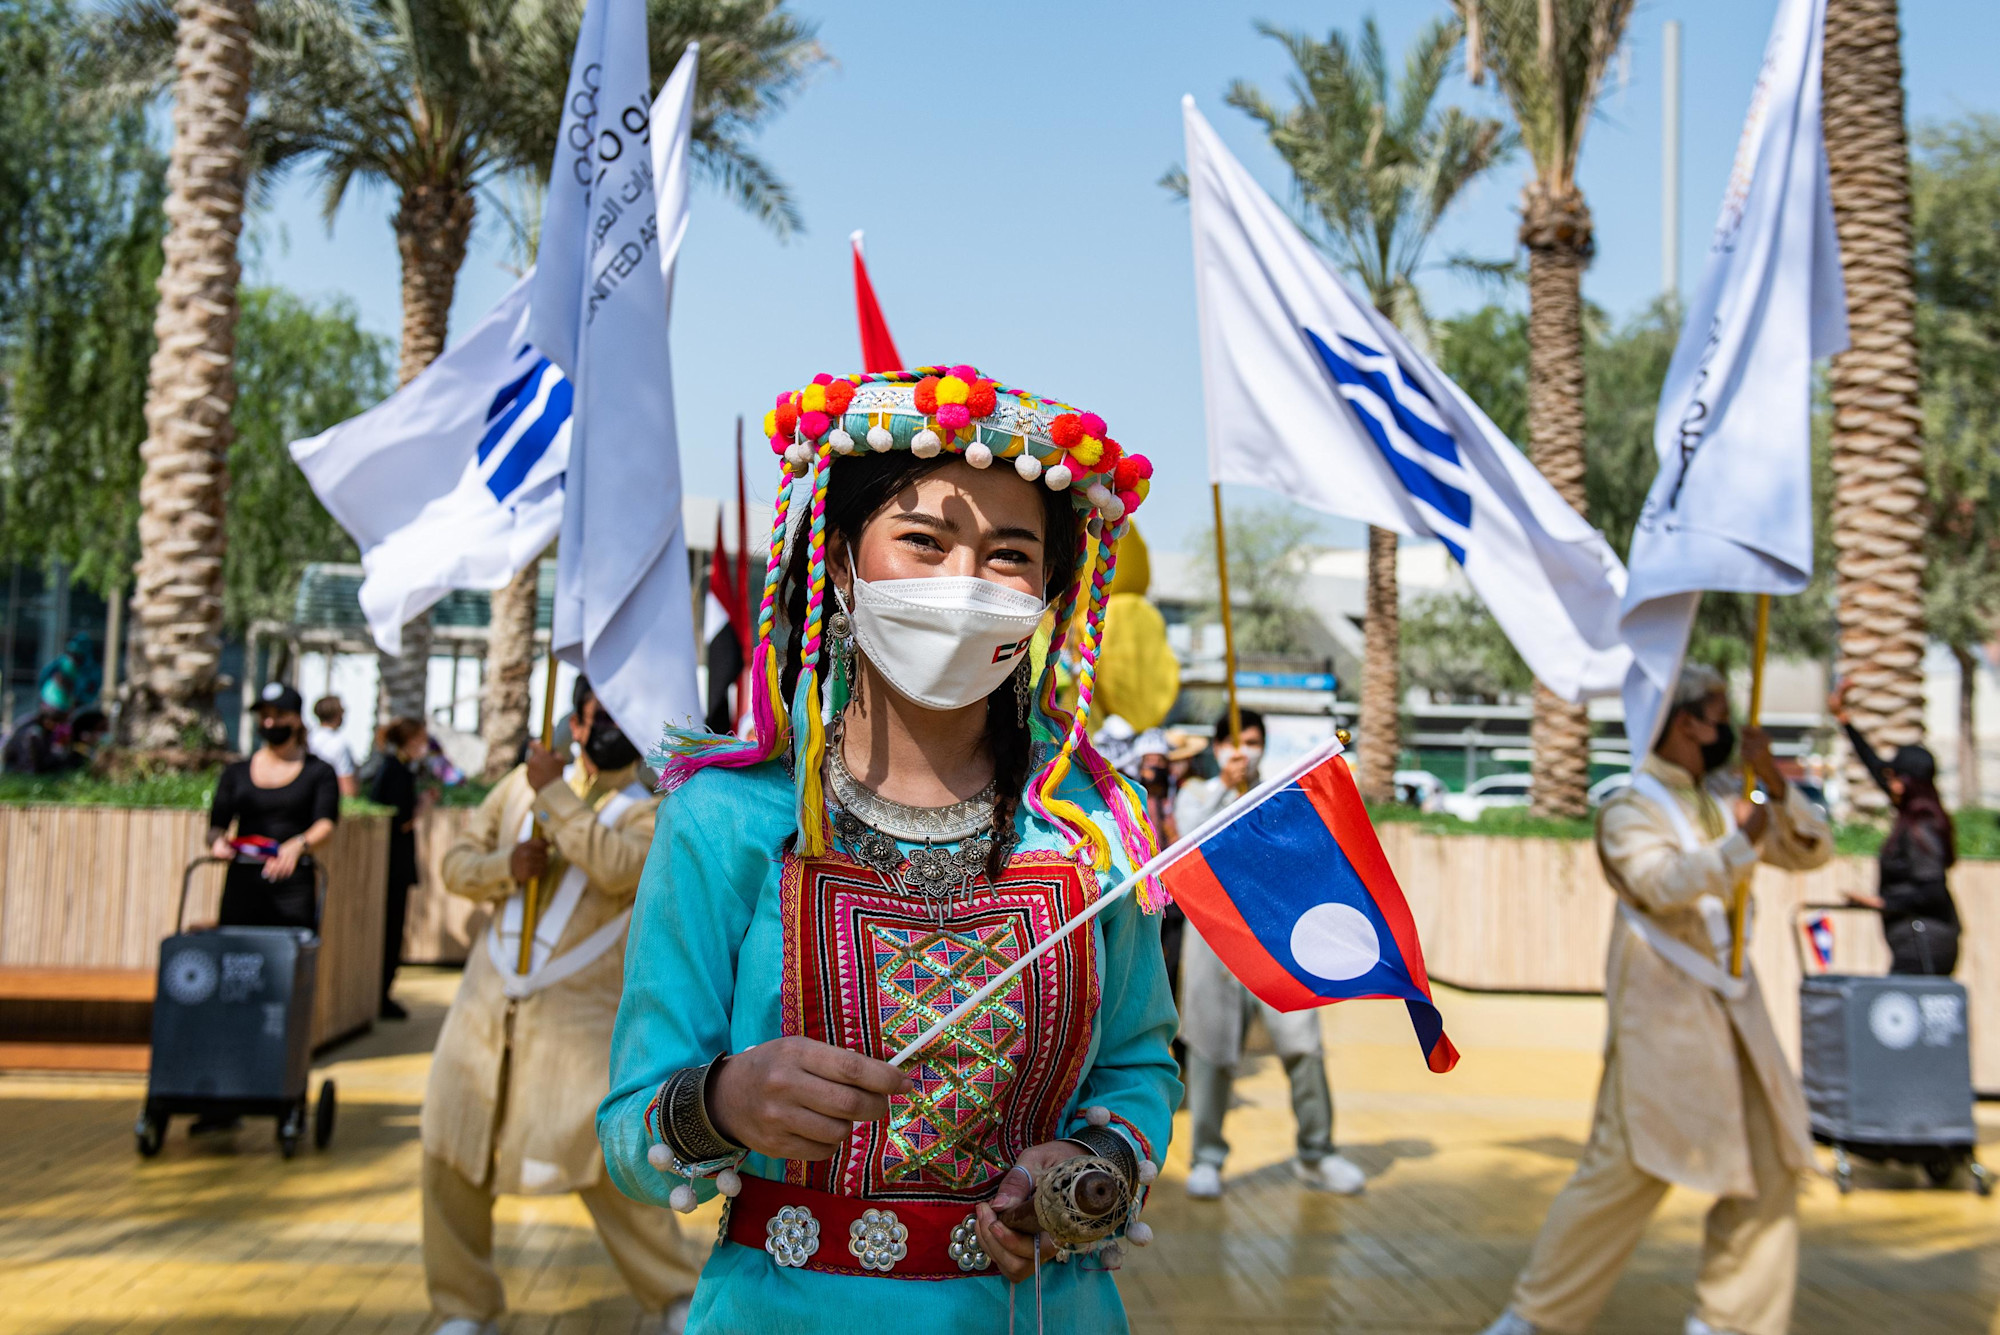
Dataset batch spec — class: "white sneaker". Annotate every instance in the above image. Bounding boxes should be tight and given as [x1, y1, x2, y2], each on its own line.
[431, 1321, 499, 1335]
[1477, 1312, 1539, 1335]
[1686, 1317, 1743, 1335]
[638, 1298, 692, 1335]
[1186, 1162, 1223, 1199]
[1294, 1153, 1367, 1195]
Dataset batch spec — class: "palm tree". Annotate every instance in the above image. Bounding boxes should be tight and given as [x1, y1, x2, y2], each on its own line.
[1224, 15, 1510, 803]
[1822, 0, 1928, 812]
[103, 0, 824, 731]
[1454, 0, 1634, 817]
[123, 0, 257, 748]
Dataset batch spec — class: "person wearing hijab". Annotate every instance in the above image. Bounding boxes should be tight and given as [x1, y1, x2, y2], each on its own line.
[1829, 683, 1961, 975]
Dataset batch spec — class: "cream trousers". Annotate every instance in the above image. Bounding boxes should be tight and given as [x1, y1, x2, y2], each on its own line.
[422, 1152, 700, 1323]
[1512, 1041, 1799, 1335]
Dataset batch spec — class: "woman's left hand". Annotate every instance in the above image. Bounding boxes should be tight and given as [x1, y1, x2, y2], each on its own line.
[263, 837, 304, 882]
[973, 1139, 1088, 1283]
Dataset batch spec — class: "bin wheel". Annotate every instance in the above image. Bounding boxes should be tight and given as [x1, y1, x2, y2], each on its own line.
[1833, 1147, 1854, 1195]
[314, 1079, 337, 1151]
[1971, 1162, 1994, 1198]
[277, 1100, 306, 1160]
[1924, 1158, 1958, 1188]
[134, 1109, 165, 1158]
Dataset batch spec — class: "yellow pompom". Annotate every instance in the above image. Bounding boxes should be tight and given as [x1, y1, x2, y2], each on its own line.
[1134, 477, 1151, 502]
[936, 375, 970, 406]
[1070, 435, 1105, 468]
[762, 409, 778, 437]
[800, 383, 828, 413]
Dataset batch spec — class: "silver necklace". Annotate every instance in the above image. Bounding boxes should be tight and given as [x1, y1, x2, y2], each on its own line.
[827, 746, 1011, 918]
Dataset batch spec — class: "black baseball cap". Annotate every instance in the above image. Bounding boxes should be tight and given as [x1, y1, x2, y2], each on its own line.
[257, 682, 304, 715]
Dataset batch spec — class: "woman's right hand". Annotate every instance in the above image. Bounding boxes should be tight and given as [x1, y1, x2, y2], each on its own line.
[707, 1037, 914, 1161]
[1827, 681, 1851, 724]
[209, 834, 234, 861]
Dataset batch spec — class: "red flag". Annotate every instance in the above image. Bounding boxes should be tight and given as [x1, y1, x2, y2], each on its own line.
[851, 230, 904, 372]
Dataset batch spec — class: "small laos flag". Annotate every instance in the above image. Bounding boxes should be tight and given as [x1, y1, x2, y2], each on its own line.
[1162, 744, 1458, 1073]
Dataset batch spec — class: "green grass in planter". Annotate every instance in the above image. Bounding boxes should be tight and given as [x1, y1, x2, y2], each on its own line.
[0, 768, 391, 816]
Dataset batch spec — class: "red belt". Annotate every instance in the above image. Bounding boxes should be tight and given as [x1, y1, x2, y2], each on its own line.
[724, 1174, 994, 1280]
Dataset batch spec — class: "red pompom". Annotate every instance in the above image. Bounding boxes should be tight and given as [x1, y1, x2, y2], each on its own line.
[812, 373, 834, 386]
[1096, 438, 1123, 473]
[799, 410, 831, 439]
[913, 377, 941, 414]
[1130, 453, 1154, 480]
[1079, 411, 1107, 438]
[1113, 458, 1140, 491]
[948, 364, 978, 382]
[775, 403, 800, 436]
[1049, 413, 1083, 448]
[967, 381, 998, 416]
[825, 381, 856, 413]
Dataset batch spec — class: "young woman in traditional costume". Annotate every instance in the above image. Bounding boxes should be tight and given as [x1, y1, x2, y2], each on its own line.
[599, 368, 1179, 1331]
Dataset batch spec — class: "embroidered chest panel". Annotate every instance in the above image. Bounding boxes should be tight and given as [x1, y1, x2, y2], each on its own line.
[779, 850, 1100, 1202]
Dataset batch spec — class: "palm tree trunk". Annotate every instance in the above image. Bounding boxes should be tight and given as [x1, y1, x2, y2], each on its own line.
[1359, 525, 1400, 802]
[1823, 0, 1927, 816]
[123, 0, 254, 750]
[479, 552, 541, 781]
[1953, 644, 1979, 809]
[1521, 183, 1594, 817]
[376, 182, 479, 725]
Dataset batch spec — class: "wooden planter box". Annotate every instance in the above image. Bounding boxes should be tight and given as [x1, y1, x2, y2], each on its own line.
[1379, 824, 2000, 1095]
[402, 805, 490, 967]
[0, 805, 389, 1071]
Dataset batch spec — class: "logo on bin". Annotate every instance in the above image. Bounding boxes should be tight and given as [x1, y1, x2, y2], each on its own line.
[163, 949, 218, 1006]
[1868, 991, 1921, 1050]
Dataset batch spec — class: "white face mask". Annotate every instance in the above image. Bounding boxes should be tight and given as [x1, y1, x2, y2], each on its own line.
[845, 573, 1047, 711]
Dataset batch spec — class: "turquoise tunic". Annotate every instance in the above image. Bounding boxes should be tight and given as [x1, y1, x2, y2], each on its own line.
[599, 761, 1181, 1334]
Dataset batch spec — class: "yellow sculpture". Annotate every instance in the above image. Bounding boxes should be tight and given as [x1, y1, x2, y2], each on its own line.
[1047, 524, 1181, 733]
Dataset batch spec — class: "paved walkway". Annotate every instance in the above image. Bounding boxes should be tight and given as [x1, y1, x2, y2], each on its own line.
[3, 969, 1996, 1333]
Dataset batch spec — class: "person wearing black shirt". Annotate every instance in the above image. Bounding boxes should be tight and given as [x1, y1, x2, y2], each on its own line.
[369, 716, 430, 1019]
[207, 682, 341, 930]
[1830, 683, 1961, 975]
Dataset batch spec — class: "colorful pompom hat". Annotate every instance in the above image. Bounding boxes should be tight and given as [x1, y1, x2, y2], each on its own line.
[658, 366, 1161, 903]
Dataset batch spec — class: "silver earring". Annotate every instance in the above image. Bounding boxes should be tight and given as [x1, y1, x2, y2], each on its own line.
[1015, 659, 1033, 727]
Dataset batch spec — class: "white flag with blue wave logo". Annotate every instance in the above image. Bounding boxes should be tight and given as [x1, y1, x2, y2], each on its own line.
[1619, 0, 1847, 754]
[1183, 97, 1631, 701]
[289, 274, 569, 656]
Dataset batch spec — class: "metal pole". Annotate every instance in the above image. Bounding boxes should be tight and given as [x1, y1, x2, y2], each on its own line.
[1729, 593, 1771, 977]
[102, 583, 123, 711]
[1662, 19, 1683, 299]
[517, 645, 563, 974]
[1210, 484, 1243, 752]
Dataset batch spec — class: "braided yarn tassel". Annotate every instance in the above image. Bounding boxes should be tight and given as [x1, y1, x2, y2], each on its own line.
[790, 439, 836, 855]
[1030, 520, 1120, 869]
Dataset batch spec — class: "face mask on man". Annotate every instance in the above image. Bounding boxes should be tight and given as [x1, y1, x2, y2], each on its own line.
[584, 713, 641, 770]
[843, 574, 1048, 712]
[1699, 721, 1736, 776]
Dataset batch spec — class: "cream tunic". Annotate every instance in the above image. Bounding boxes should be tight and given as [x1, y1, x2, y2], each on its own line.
[1598, 755, 1831, 1197]
[420, 761, 659, 1196]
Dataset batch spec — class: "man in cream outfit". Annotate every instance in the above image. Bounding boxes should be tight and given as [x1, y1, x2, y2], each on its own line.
[1483, 664, 1831, 1335]
[422, 679, 695, 1334]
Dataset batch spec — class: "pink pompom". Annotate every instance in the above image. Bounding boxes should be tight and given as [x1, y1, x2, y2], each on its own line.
[812, 373, 834, 385]
[1079, 411, 1107, 437]
[1118, 488, 1142, 512]
[799, 410, 831, 439]
[948, 364, 978, 382]
[769, 433, 789, 455]
[1130, 454, 1154, 480]
[936, 403, 971, 429]
[775, 391, 794, 408]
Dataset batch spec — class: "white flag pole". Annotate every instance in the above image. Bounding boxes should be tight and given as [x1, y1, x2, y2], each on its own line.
[887, 737, 1347, 1068]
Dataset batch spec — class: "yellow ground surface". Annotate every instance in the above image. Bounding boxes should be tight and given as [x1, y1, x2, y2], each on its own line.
[2, 968, 1996, 1334]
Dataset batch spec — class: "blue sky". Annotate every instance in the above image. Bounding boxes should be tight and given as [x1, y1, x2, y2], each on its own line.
[245, 0, 2000, 554]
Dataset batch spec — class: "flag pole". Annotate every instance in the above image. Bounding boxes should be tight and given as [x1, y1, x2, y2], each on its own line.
[518, 639, 563, 975]
[1211, 483, 1243, 752]
[1729, 592, 1771, 978]
[734, 416, 750, 729]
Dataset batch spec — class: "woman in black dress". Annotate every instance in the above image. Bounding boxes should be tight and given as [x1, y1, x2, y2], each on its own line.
[1830, 683, 1961, 975]
[368, 716, 429, 1019]
[207, 682, 341, 930]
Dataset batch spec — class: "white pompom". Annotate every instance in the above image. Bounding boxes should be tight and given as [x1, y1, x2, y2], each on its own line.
[1014, 454, 1043, 482]
[867, 424, 894, 452]
[1137, 1158, 1158, 1185]
[1085, 1105, 1110, 1128]
[785, 442, 814, 467]
[1044, 464, 1073, 491]
[1100, 494, 1127, 522]
[828, 428, 856, 454]
[911, 428, 942, 458]
[1097, 1242, 1124, 1270]
[1125, 1220, 1153, 1247]
[646, 1143, 671, 1172]
[669, 1183, 698, 1214]
[1086, 484, 1113, 510]
[716, 1167, 743, 1198]
[965, 442, 994, 469]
